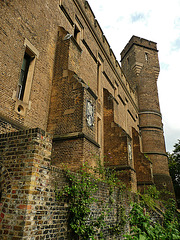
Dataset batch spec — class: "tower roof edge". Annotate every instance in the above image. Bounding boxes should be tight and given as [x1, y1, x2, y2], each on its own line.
[121, 35, 158, 61]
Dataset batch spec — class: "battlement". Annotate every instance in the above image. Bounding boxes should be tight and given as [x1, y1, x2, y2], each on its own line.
[121, 35, 158, 61]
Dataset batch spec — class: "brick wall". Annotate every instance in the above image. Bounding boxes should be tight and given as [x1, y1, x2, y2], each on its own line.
[0, 128, 53, 239]
[103, 89, 128, 166]
[0, 128, 165, 239]
[47, 28, 100, 170]
[0, 0, 139, 138]
[132, 128, 154, 191]
[0, 0, 65, 131]
[1, 0, 140, 190]
[0, 128, 131, 239]
[103, 89, 137, 191]
[0, 118, 19, 135]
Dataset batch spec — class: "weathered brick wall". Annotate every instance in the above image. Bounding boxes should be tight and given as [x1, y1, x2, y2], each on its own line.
[48, 74, 84, 136]
[0, 0, 65, 131]
[0, 128, 165, 239]
[0, 128, 132, 239]
[0, 128, 72, 239]
[1, 0, 140, 190]
[132, 128, 153, 191]
[103, 89, 137, 191]
[0, 118, 19, 135]
[0, 128, 53, 239]
[47, 27, 97, 139]
[0, 0, 139, 139]
[51, 138, 84, 170]
[0, 0, 174, 217]
[47, 27, 100, 170]
[103, 89, 128, 167]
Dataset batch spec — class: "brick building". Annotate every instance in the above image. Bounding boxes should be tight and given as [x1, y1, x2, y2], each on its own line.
[0, 0, 173, 204]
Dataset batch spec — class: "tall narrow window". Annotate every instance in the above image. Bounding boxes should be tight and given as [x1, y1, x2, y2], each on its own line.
[128, 140, 132, 166]
[97, 117, 101, 145]
[97, 62, 102, 97]
[74, 15, 84, 45]
[13, 39, 39, 116]
[18, 52, 34, 101]
[145, 52, 148, 62]
[114, 81, 118, 100]
[74, 24, 80, 44]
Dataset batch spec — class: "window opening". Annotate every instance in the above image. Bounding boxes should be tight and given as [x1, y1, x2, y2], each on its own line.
[97, 62, 102, 97]
[18, 52, 34, 101]
[13, 39, 39, 116]
[114, 86, 118, 100]
[128, 140, 132, 165]
[97, 117, 101, 145]
[145, 52, 148, 62]
[74, 25, 80, 44]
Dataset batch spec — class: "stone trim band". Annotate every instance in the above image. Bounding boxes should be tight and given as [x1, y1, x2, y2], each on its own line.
[53, 132, 100, 148]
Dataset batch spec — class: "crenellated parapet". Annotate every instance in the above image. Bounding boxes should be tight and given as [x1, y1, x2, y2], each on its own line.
[121, 35, 158, 60]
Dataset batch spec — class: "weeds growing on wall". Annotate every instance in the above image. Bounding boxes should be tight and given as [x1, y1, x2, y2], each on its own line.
[56, 158, 180, 240]
[124, 186, 180, 240]
[57, 166, 101, 239]
[109, 205, 127, 235]
[56, 159, 126, 239]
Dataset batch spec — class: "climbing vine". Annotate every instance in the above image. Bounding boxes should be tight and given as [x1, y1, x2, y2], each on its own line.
[56, 166, 100, 239]
[56, 161, 125, 239]
[109, 205, 127, 235]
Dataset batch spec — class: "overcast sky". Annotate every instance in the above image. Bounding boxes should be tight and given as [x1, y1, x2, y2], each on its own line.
[88, 0, 180, 153]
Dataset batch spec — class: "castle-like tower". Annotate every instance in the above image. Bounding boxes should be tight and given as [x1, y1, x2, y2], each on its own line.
[121, 36, 174, 193]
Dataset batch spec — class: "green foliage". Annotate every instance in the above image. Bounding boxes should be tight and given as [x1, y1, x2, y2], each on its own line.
[124, 187, 180, 240]
[56, 155, 180, 240]
[168, 139, 180, 208]
[140, 185, 161, 210]
[124, 203, 154, 240]
[124, 202, 180, 240]
[56, 165, 101, 239]
[143, 185, 160, 199]
[109, 205, 127, 235]
[56, 160, 126, 239]
[163, 199, 179, 231]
